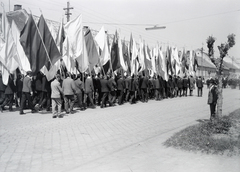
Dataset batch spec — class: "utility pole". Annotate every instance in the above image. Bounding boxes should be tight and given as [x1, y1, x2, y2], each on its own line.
[63, 1, 73, 22]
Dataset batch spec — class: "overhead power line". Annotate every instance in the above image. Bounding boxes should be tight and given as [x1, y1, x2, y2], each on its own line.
[83, 9, 240, 26]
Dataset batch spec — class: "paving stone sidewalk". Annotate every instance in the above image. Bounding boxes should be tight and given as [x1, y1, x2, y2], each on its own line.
[0, 87, 240, 172]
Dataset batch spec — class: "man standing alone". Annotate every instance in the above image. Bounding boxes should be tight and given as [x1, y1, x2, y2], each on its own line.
[207, 78, 218, 121]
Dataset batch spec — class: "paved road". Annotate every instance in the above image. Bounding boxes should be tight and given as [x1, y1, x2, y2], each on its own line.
[0, 87, 240, 172]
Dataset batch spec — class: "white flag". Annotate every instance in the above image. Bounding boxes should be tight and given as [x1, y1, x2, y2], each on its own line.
[118, 31, 128, 71]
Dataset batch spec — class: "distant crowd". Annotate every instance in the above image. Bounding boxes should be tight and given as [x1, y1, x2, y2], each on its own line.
[0, 70, 205, 118]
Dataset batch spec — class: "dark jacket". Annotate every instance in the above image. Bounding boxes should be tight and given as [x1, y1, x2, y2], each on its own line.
[16, 77, 23, 93]
[139, 76, 149, 89]
[0, 76, 7, 91]
[155, 78, 160, 89]
[129, 78, 137, 92]
[182, 77, 189, 88]
[196, 78, 203, 88]
[100, 78, 111, 93]
[34, 75, 42, 91]
[117, 77, 125, 90]
[108, 77, 116, 91]
[168, 79, 174, 88]
[177, 78, 183, 89]
[41, 76, 51, 93]
[207, 85, 218, 104]
[5, 77, 16, 94]
[125, 77, 131, 90]
[93, 77, 101, 92]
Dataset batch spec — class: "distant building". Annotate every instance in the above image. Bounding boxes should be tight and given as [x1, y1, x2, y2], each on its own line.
[0, 5, 114, 45]
[0, 6, 60, 41]
[195, 49, 240, 78]
[195, 49, 217, 78]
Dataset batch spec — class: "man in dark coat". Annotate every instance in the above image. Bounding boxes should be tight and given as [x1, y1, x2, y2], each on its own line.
[38, 75, 51, 111]
[32, 72, 43, 107]
[15, 73, 23, 107]
[182, 75, 189, 97]
[93, 73, 102, 106]
[155, 75, 161, 101]
[177, 76, 183, 97]
[148, 76, 154, 99]
[189, 75, 195, 96]
[108, 74, 117, 105]
[139, 73, 149, 102]
[117, 74, 125, 105]
[0, 75, 16, 112]
[124, 75, 131, 102]
[168, 76, 174, 98]
[100, 75, 111, 108]
[207, 78, 218, 121]
[19, 71, 36, 115]
[0, 71, 6, 105]
[196, 76, 203, 97]
[74, 74, 84, 111]
[173, 75, 178, 97]
[128, 75, 137, 104]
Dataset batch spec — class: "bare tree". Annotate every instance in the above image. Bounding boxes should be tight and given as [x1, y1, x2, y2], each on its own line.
[206, 34, 236, 118]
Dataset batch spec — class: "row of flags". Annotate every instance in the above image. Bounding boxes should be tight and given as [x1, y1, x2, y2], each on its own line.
[0, 9, 198, 85]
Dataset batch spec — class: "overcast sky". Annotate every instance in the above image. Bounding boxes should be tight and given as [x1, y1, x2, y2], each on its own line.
[2, 0, 240, 62]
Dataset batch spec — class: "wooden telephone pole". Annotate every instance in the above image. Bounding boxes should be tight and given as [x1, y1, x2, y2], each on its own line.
[63, 1, 73, 22]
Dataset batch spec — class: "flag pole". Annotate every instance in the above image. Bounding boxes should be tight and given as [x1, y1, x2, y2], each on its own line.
[107, 33, 114, 76]
[82, 27, 85, 88]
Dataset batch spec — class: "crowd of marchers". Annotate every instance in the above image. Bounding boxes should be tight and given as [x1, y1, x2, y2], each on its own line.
[0, 70, 205, 118]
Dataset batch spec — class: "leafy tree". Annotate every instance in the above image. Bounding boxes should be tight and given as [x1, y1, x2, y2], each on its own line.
[206, 34, 236, 118]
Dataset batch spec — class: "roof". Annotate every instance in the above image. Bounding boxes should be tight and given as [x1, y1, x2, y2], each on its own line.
[195, 49, 216, 69]
[1, 9, 60, 40]
[6, 9, 29, 31]
[1, 9, 112, 44]
[223, 56, 240, 70]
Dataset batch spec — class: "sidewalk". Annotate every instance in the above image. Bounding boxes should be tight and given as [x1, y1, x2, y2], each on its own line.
[0, 87, 240, 172]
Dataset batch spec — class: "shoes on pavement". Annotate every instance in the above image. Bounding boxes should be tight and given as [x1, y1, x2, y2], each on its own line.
[31, 109, 37, 113]
[90, 105, 96, 109]
[20, 112, 26, 115]
[52, 115, 57, 118]
[38, 106, 43, 111]
[58, 115, 64, 118]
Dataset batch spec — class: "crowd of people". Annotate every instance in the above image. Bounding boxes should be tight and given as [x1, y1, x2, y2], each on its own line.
[0, 70, 205, 118]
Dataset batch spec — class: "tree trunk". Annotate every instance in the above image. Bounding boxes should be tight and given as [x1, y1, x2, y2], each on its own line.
[216, 74, 223, 118]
